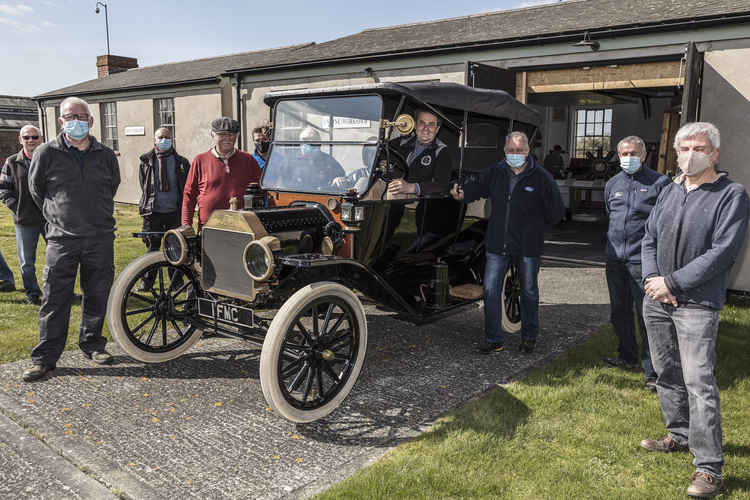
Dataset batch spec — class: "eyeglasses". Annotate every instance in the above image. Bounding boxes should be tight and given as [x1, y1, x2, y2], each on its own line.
[22, 135, 40, 140]
[417, 120, 439, 129]
[61, 114, 90, 121]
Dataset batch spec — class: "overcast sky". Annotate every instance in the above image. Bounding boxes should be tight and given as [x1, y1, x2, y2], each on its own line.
[1, 0, 555, 97]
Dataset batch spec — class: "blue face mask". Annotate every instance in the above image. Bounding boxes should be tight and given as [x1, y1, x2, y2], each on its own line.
[620, 156, 642, 174]
[156, 138, 172, 151]
[506, 154, 526, 169]
[301, 144, 319, 155]
[64, 119, 89, 140]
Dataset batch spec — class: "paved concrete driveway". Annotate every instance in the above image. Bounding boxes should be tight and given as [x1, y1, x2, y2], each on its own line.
[0, 265, 609, 499]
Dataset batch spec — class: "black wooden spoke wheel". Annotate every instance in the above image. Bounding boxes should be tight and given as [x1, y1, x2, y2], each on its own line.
[260, 282, 367, 423]
[501, 264, 522, 334]
[107, 252, 203, 362]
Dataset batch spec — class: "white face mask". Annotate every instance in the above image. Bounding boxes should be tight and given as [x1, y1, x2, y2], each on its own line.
[677, 151, 713, 177]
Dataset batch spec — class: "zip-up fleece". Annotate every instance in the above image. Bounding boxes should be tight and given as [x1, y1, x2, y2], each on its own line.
[138, 149, 190, 216]
[0, 150, 44, 226]
[642, 172, 749, 309]
[28, 134, 120, 239]
[462, 156, 564, 256]
[389, 134, 453, 194]
[604, 165, 670, 263]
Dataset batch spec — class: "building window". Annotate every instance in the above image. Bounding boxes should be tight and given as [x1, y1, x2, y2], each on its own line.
[100, 102, 118, 151]
[573, 108, 612, 158]
[154, 98, 175, 139]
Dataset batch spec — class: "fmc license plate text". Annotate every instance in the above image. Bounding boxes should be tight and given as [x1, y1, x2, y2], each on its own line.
[198, 298, 255, 328]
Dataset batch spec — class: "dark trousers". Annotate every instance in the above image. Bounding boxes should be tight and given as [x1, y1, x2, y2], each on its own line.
[605, 259, 656, 378]
[31, 236, 114, 366]
[141, 211, 180, 251]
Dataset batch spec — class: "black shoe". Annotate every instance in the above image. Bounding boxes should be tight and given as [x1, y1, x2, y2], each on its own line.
[519, 338, 536, 354]
[25, 295, 41, 305]
[477, 340, 504, 354]
[22, 364, 55, 382]
[86, 350, 113, 365]
[0, 280, 15, 292]
[645, 378, 657, 392]
[604, 357, 637, 369]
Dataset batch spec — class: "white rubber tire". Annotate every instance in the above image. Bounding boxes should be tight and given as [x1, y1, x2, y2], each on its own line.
[501, 266, 522, 334]
[106, 252, 203, 363]
[260, 281, 367, 423]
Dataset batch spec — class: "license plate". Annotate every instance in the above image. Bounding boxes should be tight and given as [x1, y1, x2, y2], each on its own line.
[198, 298, 255, 328]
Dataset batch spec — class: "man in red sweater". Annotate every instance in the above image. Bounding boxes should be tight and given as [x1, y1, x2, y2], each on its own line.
[181, 117, 261, 230]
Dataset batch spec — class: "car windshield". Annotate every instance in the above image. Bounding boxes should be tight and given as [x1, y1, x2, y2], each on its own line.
[262, 95, 382, 195]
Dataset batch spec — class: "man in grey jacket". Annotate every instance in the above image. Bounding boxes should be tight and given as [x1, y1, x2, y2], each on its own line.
[23, 96, 121, 382]
[639, 122, 749, 498]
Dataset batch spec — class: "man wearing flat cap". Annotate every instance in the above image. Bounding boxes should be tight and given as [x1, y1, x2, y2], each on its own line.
[182, 117, 261, 230]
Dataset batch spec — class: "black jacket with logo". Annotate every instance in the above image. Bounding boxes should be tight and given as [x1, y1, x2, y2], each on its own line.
[28, 134, 120, 239]
[0, 150, 44, 226]
[138, 149, 190, 216]
[389, 134, 453, 194]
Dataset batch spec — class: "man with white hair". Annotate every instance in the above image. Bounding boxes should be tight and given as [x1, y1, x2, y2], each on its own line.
[24, 96, 121, 381]
[0, 124, 45, 303]
[640, 122, 749, 498]
[602, 135, 670, 391]
[451, 131, 564, 354]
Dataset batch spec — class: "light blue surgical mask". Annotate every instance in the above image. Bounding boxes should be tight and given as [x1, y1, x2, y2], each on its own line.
[506, 154, 526, 169]
[301, 144, 319, 155]
[64, 119, 89, 140]
[620, 156, 642, 174]
[156, 138, 172, 151]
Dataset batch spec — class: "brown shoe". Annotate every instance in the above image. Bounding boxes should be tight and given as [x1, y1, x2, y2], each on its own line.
[640, 435, 688, 452]
[87, 350, 113, 365]
[687, 471, 723, 498]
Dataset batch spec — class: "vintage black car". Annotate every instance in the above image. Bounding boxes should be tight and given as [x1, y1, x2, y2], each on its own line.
[106, 82, 541, 422]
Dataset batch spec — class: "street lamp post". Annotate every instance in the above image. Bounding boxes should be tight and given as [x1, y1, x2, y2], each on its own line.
[94, 1, 110, 56]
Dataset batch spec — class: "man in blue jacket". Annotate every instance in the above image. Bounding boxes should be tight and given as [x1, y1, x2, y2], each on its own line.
[603, 135, 670, 391]
[451, 131, 564, 354]
[640, 122, 749, 498]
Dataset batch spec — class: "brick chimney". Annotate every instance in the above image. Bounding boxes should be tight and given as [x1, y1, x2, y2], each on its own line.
[96, 55, 138, 79]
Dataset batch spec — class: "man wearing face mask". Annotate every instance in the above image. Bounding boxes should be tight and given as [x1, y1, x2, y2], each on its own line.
[602, 136, 670, 391]
[182, 117, 261, 230]
[293, 127, 346, 189]
[251, 126, 270, 170]
[640, 122, 749, 498]
[451, 131, 564, 354]
[137, 127, 191, 289]
[24, 96, 121, 381]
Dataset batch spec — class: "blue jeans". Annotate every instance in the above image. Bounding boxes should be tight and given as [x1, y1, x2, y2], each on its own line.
[605, 260, 656, 378]
[15, 224, 44, 298]
[484, 252, 540, 343]
[643, 297, 723, 477]
[0, 249, 14, 284]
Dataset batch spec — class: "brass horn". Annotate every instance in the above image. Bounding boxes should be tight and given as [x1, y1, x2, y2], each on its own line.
[382, 114, 415, 135]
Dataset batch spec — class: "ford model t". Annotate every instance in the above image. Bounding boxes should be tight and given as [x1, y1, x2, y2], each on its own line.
[107, 82, 541, 422]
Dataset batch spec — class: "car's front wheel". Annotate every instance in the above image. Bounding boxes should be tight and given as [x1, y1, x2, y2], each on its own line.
[260, 282, 367, 423]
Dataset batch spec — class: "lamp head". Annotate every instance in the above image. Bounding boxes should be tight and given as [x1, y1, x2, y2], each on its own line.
[95, 5, 99, 13]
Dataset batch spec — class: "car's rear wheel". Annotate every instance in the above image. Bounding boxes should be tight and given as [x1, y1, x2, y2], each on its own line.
[107, 252, 203, 363]
[501, 264, 522, 334]
[260, 282, 367, 423]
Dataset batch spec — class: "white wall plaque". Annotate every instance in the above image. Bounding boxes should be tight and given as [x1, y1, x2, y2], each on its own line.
[124, 126, 145, 136]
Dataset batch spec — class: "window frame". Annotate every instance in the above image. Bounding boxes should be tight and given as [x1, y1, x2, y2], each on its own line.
[572, 107, 612, 158]
[100, 101, 118, 152]
[153, 97, 175, 140]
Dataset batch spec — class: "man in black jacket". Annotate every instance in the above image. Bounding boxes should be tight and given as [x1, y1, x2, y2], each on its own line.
[23, 96, 121, 382]
[0, 124, 45, 304]
[451, 131, 564, 354]
[137, 127, 190, 289]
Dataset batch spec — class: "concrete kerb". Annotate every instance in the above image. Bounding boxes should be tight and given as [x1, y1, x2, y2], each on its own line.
[0, 390, 160, 500]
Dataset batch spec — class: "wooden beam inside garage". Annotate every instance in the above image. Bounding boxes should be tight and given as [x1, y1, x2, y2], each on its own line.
[525, 61, 684, 93]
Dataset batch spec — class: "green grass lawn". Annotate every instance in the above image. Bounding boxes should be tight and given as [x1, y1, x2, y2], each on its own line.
[317, 299, 750, 499]
[0, 203, 144, 363]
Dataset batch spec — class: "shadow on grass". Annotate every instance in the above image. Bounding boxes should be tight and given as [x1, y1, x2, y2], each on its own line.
[724, 474, 750, 495]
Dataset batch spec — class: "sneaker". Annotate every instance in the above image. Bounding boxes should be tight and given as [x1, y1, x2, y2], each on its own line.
[645, 378, 657, 392]
[0, 280, 15, 292]
[640, 435, 688, 453]
[477, 340, 504, 354]
[25, 295, 41, 305]
[687, 471, 723, 498]
[86, 350, 113, 365]
[604, 356, 638, 369]
[519, 338, 536, 354]
[22, 363, 55, 382]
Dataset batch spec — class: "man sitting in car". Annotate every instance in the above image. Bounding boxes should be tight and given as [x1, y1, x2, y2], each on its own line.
[293, 127, 346, 190]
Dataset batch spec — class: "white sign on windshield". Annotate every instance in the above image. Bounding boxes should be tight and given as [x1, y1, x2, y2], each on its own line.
[321, 117, 371, 129]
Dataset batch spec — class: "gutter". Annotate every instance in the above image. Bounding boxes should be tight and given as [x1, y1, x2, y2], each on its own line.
[37, 100, 47, 141]
[225, 13, 750, 75]
[235, 73, 243, 150]
[32, 76, 220, 102]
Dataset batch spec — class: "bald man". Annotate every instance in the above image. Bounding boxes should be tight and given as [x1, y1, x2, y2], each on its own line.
[0, 124, 46, 304]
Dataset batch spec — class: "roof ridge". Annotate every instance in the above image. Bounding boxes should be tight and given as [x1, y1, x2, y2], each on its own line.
[360, 0, 587, 32]
[0, 95, 35, 99]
